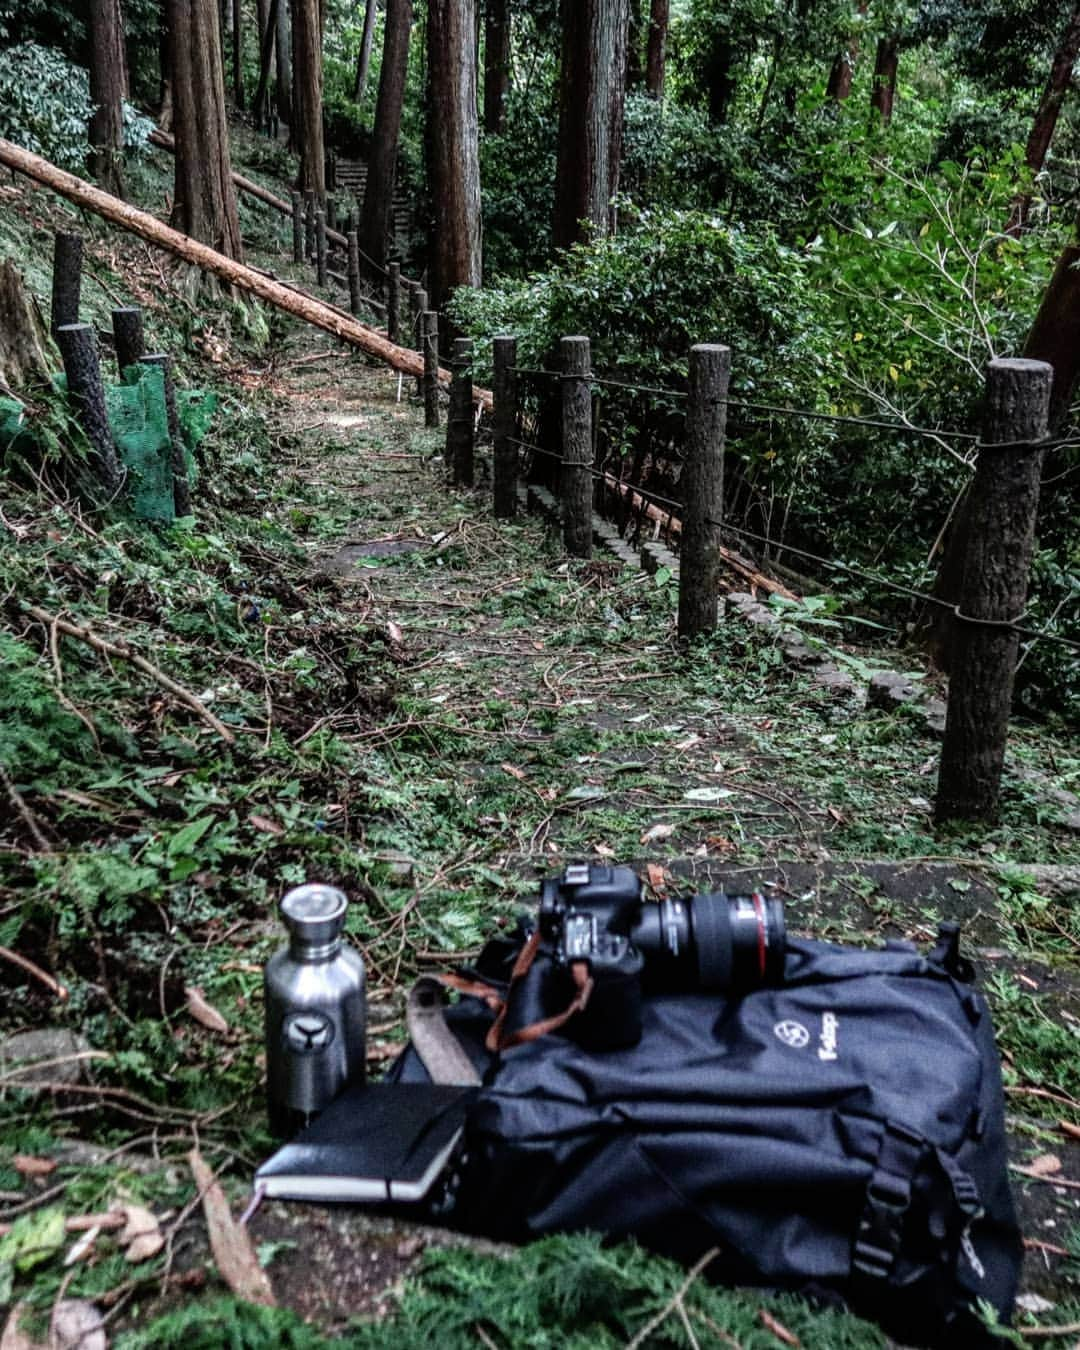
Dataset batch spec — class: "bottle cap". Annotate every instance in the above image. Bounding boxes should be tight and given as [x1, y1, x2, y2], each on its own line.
[281, 884, 348, 946]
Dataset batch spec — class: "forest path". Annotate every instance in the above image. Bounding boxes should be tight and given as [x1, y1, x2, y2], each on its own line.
[221, 321, 1080, 1334]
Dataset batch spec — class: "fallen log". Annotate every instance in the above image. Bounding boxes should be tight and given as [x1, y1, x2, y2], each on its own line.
[601, 472, 796, 599]
[0, 137, 492, 409]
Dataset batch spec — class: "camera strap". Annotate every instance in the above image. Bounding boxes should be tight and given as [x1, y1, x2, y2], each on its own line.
[480, 929, 595, 1053]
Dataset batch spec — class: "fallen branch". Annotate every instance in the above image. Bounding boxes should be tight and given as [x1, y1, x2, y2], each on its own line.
[0, 764, 51, 850]
[24, 605, 236, 744]
[601, 474, 797, 599]
[0, 945, 68, 1000]
[0, 138, 491, 410]
[188, 1148, 276, 1307]
[625, 1247, 720, 1350]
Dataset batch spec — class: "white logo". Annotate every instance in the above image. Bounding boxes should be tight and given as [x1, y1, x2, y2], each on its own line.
[818, 1012, 839, 1061]
[960, 1229, 985, 1281]
[774, 1019, 810, 1049]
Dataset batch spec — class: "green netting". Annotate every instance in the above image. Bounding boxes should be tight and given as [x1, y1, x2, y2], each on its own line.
[0, 369, 217, 525]
[107, 365, 175, 522]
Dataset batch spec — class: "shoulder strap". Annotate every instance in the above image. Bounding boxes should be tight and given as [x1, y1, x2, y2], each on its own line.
[852, 1120, 926, 1283]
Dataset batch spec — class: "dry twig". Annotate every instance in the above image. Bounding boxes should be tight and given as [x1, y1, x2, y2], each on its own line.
[25, 606, 236, 744]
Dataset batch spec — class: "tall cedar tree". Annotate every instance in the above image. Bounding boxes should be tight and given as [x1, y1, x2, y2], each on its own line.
[292, 0, 325, 196]
[276, 0, 293, 125]
[870, 33, 899, 123]
[253, 0, 279, 128]
[168, 0, 243, 259]
[1006, 2, 1080, 235]
[553, 0, 630, 250]
[826, 1, 868, 101]
[645, 0, 668, 98]
[483, 0, 510, 134]
[89, 0, 127, 198]
[354, 0, 378, 101]
[232, 0, 244, 107]
[360, 0, 412, 277]
[427, 0, 482, 323]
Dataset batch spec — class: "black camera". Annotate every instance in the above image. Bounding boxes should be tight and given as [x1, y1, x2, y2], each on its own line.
[501, 864, 787, 1052]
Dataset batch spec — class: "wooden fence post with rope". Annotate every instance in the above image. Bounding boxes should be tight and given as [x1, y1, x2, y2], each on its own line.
[561, 335, 593, 559]
[935, 357, 1053, 825]
[423, 311, 440, 429]
[678, 343, 731, 639]
[387, 262, 401, 344]
[447, 337, 474, 486]
[492, 335, 518, 518]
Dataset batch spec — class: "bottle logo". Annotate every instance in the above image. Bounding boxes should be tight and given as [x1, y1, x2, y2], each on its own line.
[284, 1011, 336, 1054]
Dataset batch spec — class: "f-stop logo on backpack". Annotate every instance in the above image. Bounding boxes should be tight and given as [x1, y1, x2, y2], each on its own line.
[774, 1019, 810, 1049]
[773, 1013, 839, 1059]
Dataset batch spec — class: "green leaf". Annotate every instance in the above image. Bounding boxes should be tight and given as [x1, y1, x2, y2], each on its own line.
[0, 1205, 66, 1273]
[167, 815, 216, 858]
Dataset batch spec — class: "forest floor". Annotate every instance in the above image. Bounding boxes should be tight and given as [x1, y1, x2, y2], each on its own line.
[1, 136, 1079, 1347]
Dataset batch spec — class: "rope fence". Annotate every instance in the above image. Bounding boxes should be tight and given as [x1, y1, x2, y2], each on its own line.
[441, 333, 1076, 827]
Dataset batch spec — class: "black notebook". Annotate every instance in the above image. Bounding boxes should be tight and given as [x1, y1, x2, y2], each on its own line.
[255, 1082, 477, 1203]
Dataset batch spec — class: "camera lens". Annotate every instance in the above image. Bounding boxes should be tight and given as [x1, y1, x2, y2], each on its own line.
[691, 892, 786, 991]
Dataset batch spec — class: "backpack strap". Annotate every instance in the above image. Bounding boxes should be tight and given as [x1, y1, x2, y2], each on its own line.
[853, 1120, 926, 1283]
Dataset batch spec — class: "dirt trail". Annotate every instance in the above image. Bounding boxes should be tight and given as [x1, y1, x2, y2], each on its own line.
[227, 331, 1080, 1335]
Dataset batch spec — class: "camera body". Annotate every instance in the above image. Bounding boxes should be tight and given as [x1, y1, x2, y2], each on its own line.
[526, 863, 786, 1051]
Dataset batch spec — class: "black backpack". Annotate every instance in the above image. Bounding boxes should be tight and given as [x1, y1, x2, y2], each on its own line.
[393, 924, 1021, 1348]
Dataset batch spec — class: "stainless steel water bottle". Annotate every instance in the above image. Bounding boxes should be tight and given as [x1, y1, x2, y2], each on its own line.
[264, 883, 366, 1137]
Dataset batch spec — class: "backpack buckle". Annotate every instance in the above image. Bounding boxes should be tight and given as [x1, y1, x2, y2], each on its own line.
[853, 1122, 925, 1282]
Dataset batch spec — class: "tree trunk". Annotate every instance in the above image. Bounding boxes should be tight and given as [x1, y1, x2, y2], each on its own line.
[168, 0, 243, 260]
[89, 0, 127, 198]
[826, 1, 868, 101]
[253, 0, 279, 128]
[354, 0, 378, 101]
[292, 0, 325, 196]
[0, 260, 52, 396]
[705, 32, 736, 124]
[553, 0, 630, 251]
[427, 0, 482, 322]
[1024, 238, 1080, 425]
[359, 0, 411, 278]
[483, 0, 510, 134]
[870, 33, 899, 124]
[645, 0, 668, 99]
[626, 0, 644, 89]
[232, 0, 244, 107]
[276, 0, 293, 126]
[1006, 3, 1080, 236]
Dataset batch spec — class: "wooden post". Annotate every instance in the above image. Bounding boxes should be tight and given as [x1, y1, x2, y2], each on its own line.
[140, 353, 192, 519]
[112, 307, 145, 375]
[347, 231, 361, 315]
[326, 193, 337, 235]
[412, 285, 427, 397]
[678, 343, 731, 639]
[423, 311, 440, 428]
[561, 335, 592, 558]
[56, 322, 124, 497]
[315, 210, 328, 286]
[51, 231, 83, 334]
[935, 357, 1053, 825]
[492, 335, 517, 518]
[291, 192, 304, 263]
[387, 262, 401, 343]
[304, 190, 316, 260]
[447, 337, 474, 484]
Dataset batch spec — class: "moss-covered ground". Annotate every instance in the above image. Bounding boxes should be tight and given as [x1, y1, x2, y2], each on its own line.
[0, 134, 1078, 1346]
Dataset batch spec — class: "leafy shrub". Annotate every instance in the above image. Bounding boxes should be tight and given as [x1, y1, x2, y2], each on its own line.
[0, 42, 153, 170]
[0, 43, 95, 170]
